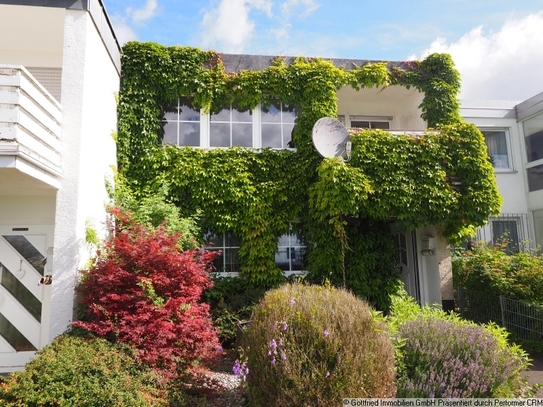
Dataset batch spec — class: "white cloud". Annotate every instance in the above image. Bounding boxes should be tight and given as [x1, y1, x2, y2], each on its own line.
[110, 15, 138, 45]
[200, 0, 273, 53]
[127, 0, 158, 24]
[413, 12, 543, 101]
[280, 0, 319, 19]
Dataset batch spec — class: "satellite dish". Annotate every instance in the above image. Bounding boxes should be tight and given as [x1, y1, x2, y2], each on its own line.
[311, 117, 351, 160]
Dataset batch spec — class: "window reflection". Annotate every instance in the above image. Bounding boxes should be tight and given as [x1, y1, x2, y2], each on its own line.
[210, 104, 253, 147]
[261, 100, 297, 148]
[523, 113, 543, 163]
[275, 226, 306, 273]
[481, 130, 510, 169]
[162, 97, 200, 146]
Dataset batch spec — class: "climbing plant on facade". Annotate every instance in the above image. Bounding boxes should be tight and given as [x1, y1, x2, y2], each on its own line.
[116, 42, 501, 310]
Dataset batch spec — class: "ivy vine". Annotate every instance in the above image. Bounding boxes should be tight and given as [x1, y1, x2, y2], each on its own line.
[117, 42, 501, 310]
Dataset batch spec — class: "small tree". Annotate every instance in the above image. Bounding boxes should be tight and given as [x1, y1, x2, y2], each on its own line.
[73, 207, 220, 376]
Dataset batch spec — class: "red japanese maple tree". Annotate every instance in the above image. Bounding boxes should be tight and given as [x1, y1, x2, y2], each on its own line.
[73, 208, 220, 376]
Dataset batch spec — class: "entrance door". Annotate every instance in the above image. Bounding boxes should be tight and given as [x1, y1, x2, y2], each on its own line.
[391, 227, 421, 304]
[0, 225, 53, 372]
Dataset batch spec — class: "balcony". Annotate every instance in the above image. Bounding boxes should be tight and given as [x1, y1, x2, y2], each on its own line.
[0, 65, 62, 193]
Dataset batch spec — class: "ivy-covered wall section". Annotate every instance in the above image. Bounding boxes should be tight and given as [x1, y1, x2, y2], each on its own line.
[117, 42, 501, 311]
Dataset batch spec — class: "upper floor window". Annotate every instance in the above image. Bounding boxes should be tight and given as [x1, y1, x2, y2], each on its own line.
[162, 97, 298, 149]
[480, 129, 511, 170]
[524, 112, 543, 163]
[339, 115, 392, 130]
[210, 104, 253, 147]
[162, 97, 200, 146]
[261, 100, 297, 148]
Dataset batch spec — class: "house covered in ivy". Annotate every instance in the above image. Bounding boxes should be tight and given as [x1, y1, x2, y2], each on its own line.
[117, 43, 501, 313]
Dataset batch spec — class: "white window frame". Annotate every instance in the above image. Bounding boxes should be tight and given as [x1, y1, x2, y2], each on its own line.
[339, 114, 393, 130]
[164, 98, 298, 150]
[479, 127, 513, 172]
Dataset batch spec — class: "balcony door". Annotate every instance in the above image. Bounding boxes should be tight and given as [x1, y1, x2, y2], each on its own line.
[391, 226, 421, 304]
[0, 225, 53, 372]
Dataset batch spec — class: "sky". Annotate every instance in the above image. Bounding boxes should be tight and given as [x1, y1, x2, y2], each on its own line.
[103, 0, 543, 101]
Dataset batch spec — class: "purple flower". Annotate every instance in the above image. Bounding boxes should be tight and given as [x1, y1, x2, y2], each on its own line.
[325, 371, 330, 378]
[289, 298, 295, 306]
[323, 330, 329, 337]
[281, 322, 288, 331]
[233, 360, 243, 376]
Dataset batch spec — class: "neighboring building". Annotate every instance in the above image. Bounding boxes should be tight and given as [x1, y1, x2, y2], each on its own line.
[461, 92, 543, 251]
[0, 1, 120, 372]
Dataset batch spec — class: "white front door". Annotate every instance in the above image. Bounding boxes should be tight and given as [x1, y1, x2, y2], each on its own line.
[0, 225, 53, 372]
[391, 227, 421, 304]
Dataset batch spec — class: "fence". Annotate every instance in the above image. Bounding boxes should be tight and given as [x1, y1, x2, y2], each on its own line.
[499, 296, 543, 341]
[457, 287, 543, 341]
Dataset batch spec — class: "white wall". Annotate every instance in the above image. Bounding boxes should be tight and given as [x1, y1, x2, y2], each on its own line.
[0, 196, 56, 225]
[461, 101, 529, 216]
[49, 8, 118, 340]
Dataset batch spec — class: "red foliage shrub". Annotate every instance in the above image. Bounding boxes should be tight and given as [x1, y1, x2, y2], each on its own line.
[73, 208, 220, 376]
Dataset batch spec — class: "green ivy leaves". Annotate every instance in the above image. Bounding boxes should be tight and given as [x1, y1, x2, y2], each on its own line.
[116, 42, 500, 295]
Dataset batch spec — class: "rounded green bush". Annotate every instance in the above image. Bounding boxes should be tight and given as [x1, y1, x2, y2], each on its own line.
[240, 283, 396, 406]
[0, 335, 167, 407]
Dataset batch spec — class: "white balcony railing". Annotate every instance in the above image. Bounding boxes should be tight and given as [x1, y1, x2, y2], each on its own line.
[0, 64, 62, 188]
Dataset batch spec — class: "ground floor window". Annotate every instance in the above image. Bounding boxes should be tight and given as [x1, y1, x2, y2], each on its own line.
[275, 226, 307, 275]
[205, 227, 306, 275]
[473, 214, 528, 253]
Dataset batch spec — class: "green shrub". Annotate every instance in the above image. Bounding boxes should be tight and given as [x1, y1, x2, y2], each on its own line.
[453, 240, 543, 303]
[388, 291, 532, 398]
[240, 283, 396, 406]
[0, 334, 167, 406]
[204, 275, 267, 347]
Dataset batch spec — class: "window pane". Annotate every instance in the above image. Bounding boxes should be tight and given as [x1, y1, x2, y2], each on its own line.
[283, 123, 295, 148]
[526, 130, 543, 163]
[527, 164, 543, 192]
[261, 101, 282, 123]
[262, 124, 282, 148]
[232, 107, 252, 123]
[523, 113, 543, 163]
[163, 102, 178, 120]
[282, 103, 297, 123]
[482, 130, 509, 168]
[179, 99, 200, 122]
[492, 220, 519, 253]
[232, 123, 253, 147]
[275, 229, 306, 272]
[205, 231, 222, 248]
[210, 108, 230, 122]
[179, 123, 199, 146]
[371, 121, 390, 129]
[351, 121, 370, 128]
[275, 247, 291, 271]
[210, 123, 230, 147]
[163, 122, 178, 145]
[225, 232, 241, 247]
